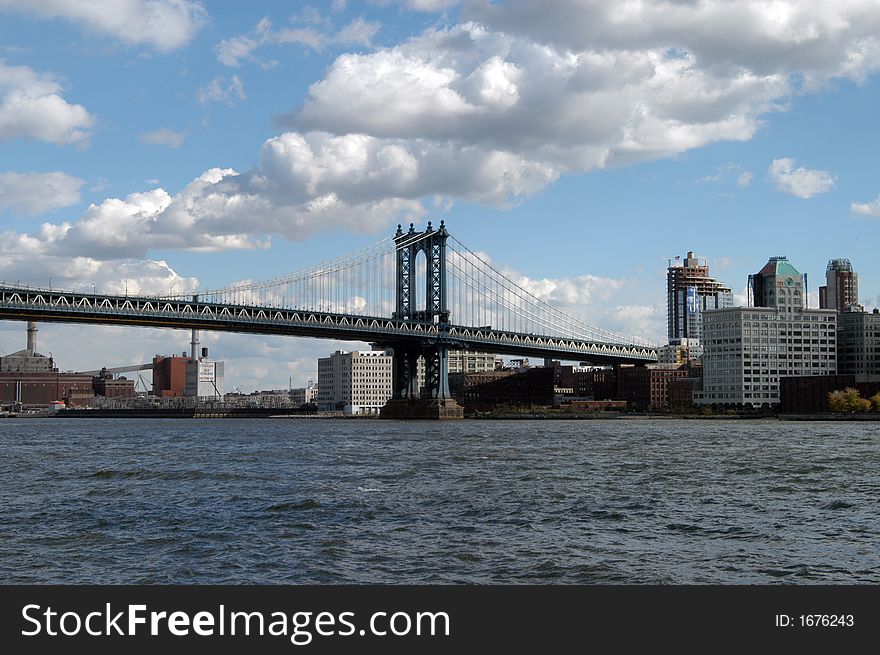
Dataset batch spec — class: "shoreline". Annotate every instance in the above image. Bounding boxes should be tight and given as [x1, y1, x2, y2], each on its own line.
[3, 409, 879, 421]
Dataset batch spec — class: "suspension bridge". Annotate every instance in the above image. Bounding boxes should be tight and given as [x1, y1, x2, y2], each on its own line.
[0, 222, 657, 418]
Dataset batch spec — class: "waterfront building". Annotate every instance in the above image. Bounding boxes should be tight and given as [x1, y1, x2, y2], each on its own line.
[837, 308, 880, 376]
[153, 352, 224, 399]
[819, 258, 859, 311]
[0, 322, 54, 372]
[696, 256, 837, 407]
[667, 251, 734, 346]
[317, 350, 393, 414]
[291, 383, 319, 406]
[152, 355, 188, 397]
[92, 374, 137, 399]
[451, 367, 555, 414]
[616, 363, 692, 411]
[186, 358, 224, 399]
[779, 374, 880, 414]
[0, 322, 96, 407]
[448, 351, 496, 374]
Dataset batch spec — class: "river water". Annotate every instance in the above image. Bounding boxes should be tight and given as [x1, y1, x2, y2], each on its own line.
[0, 418, 876, 584]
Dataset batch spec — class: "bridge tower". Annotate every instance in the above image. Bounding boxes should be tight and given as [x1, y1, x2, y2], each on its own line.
[380, 221, 464, 419]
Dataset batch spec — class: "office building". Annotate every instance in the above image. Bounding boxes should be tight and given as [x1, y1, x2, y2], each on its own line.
[819, 259, 859, 311]
[837, 308, 880, 376]
[696, 256, 837, 407]
[667, 251, 734, 346]
[317, 350, 393, 414]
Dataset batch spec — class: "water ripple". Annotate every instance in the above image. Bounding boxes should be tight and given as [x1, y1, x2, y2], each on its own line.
[0, 418, 877, 584]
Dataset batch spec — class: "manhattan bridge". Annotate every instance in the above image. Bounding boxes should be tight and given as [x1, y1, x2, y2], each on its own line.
[0, 222, 657, 418]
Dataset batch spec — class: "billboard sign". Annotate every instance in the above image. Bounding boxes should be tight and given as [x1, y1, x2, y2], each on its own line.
[686, 286, 699, 315]
[198, 361, 215, 382]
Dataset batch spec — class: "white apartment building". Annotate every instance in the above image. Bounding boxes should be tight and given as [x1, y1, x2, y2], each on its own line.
[695, 256, 837, 407]
[317, 350, 393, 414]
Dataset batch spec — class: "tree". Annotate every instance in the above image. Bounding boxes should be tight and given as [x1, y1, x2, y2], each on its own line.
[828, 387, 871, 413]
[870, 392, 880, 413]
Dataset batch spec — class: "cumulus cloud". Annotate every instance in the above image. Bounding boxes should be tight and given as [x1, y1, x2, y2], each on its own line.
[0, 171, 84, 216]
[15, 1, 874, 274]
[768, 158, 836, 198]
[7, 0, 880, 352]
[464, 0, 880, 88]
[270, 1, 880, 209]
[0, 242, 198, 296]
[216, 15, 380, 68]
[851, 195, 880, 217]
[138, 127, 186, 148]
[289, 21, 789, 177]
[197, 76, 246, 106]
[0, 0, 207, 52]
[0, 59, 93, 144]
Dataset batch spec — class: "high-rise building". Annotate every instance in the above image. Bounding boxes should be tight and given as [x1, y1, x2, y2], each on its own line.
[837, 308, 880, 376]
[667, 251, 734, 345]
[696, 256, 837, 407]
[819, 258, 859, 311]
[317, 350, 393, 414]
[748, 255, 807, 311]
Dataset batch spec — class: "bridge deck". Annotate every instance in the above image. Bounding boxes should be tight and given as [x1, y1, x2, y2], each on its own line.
[0, 286, 657, 364]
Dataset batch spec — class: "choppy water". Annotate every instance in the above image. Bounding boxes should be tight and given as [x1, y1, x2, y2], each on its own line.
[0, 418, 877, 584]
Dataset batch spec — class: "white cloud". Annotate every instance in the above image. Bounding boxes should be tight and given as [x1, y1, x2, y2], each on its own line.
[290, 22, 791, 177]
[0, 59, 93, 144]
[216, 15, 380, 67]
[464, 0, 880, 88]
[850, 195, 880, 217]
[138, 127, 186, 148]
[197, 76, 246, 106]
[0, 0, 207, 52]
[0, 243, 198, 296]
[0, 171, 84, 216]
[736, 171, 753, 188]
[447, 248, 664, 343]
[274, 2, 880, 209]
[698, 163, 752, 187]
[383, 0, 460, 11]
[768, 158, 836, 198]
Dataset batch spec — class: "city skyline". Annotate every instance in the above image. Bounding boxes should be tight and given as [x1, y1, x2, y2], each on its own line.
[2, 1, 880, 390]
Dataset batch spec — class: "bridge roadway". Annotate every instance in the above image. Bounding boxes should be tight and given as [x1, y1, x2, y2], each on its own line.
[0, 286, 657, 365]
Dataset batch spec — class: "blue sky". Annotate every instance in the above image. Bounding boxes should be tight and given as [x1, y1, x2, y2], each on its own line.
[2, 0, 880, 390]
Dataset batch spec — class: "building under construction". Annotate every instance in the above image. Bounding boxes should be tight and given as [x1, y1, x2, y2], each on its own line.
[667, 251, 734, 348]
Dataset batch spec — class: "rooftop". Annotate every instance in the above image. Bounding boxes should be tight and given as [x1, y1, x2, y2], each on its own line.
[757, 256, 801, 278]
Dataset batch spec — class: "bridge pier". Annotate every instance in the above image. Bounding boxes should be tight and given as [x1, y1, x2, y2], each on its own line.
[380, 343, 464, 420]
[381, 397, 463, 420]
[379, 221, 463, 420]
